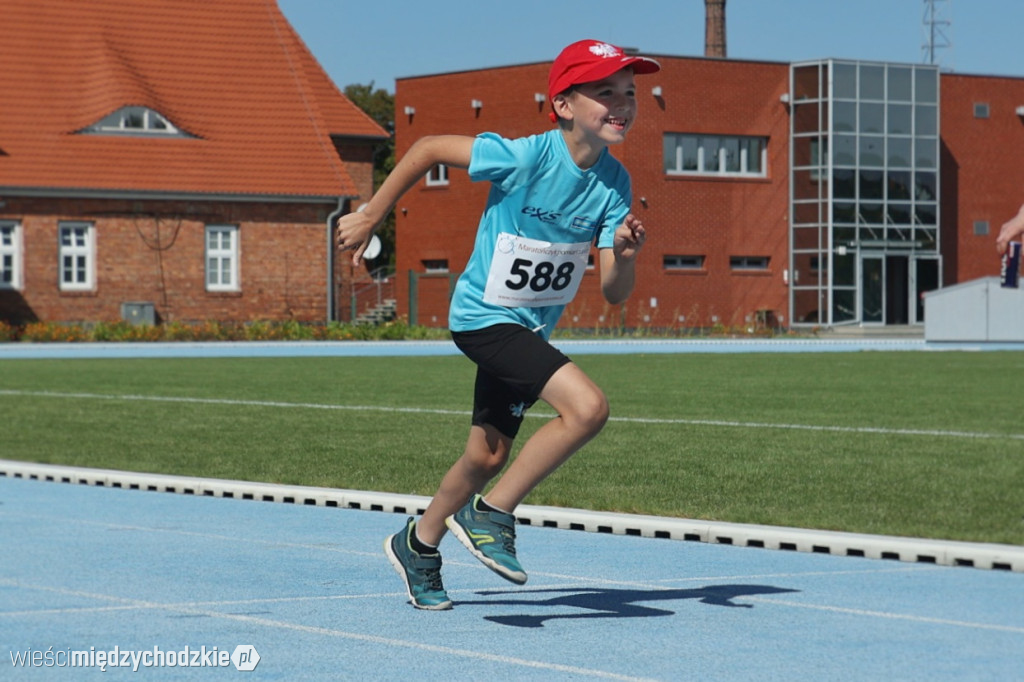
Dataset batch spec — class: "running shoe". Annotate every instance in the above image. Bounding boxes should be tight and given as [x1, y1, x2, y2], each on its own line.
[384, 517, 452, 610]
[445, 494, 527, 584]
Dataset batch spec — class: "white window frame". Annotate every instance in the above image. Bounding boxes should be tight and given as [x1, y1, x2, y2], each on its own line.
[730, 255, 771, 271]
[665, 133, 768, 178]
[663, 254, 706, 271]
[58, 222, 95, 291]
[425, 164, 449, 187]
[0, 221, 23, 290]
[421, 258, 449, 273]
[84, 106, 189, 136]
[205, 225, 239, 292]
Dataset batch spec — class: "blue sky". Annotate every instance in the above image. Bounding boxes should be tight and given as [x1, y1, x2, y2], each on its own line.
[278, 0, 1022, 93]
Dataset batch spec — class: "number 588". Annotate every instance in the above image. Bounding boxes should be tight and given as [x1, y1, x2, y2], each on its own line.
[505, 258, 575, 292]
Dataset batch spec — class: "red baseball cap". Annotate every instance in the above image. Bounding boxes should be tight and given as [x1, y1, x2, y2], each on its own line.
[547, 39, 661, 102]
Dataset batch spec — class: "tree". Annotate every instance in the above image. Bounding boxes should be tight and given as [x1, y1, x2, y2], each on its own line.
[343, 83, 395, 268]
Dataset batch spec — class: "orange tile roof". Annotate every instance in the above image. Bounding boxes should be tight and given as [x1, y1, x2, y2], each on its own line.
[0, 0, 388, 200]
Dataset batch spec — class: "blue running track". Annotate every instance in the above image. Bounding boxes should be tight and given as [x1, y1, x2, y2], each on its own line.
[1, 474, 1022, 680]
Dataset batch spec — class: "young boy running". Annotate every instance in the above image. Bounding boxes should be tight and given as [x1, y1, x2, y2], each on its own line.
[335, 39, 660, 610]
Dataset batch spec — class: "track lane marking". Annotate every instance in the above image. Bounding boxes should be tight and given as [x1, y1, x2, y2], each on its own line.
[2, 389, 1021, 441]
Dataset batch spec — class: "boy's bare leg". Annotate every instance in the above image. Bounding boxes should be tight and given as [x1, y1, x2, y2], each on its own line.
[428, 362, 608, 585]
[485, 362, 609, 512]
[415, 362, 607, 545]
[415, 424, 512, 546]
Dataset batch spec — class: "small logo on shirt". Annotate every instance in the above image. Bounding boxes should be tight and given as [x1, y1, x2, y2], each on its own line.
[509, 401, 527, 418]
[571, 216, 598, 232]
[522, 206, 561, 224]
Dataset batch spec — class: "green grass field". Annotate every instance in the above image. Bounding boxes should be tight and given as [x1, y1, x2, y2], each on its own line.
[2, 350, 1022, 545]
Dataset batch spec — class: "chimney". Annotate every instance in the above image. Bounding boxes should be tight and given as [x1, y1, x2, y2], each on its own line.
[705, 0, 727, 58]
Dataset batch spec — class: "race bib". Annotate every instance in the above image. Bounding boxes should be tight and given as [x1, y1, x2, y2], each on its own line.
[483, 232, 590, 308]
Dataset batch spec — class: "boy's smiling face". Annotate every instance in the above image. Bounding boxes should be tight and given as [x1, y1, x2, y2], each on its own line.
[557, 68, 638, 152]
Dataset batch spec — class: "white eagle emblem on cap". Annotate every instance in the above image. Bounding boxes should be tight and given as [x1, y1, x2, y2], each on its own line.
[589, 42, 621, 58]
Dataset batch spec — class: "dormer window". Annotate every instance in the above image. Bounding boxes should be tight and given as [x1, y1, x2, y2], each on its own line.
[81, 106, 193, 137]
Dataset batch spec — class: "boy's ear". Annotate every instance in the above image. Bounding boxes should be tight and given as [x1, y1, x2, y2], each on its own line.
[552, 93, 574, 121]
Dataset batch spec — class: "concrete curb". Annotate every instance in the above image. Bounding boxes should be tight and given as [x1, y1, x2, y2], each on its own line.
[3, 459, 1021, 573]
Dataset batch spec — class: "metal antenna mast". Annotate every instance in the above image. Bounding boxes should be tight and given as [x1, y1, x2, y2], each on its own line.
[922, 0, 952, 68]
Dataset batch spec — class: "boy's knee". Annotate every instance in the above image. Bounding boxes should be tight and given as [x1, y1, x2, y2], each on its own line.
[463, 433, 511, 477]
[570, 387, 609, 435]
[471, 450, 507, 478]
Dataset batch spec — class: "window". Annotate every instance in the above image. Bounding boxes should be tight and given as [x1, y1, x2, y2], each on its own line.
[58, 222, 95, 291]
[663, 254, 705, 270]
[81, 106, 192, 137]
[859, 65, 885, 100]
[426, 164, 449, 187]
[422, 259, 449, 273]
[0, 221, 22, 289]
[973, 221, 990, 236]
[887, 66, 913, 102]
[973, 103, 990, 119]
[664, 133, 766, 177]
[205, 225, 239, 291]
[730, 256, 770, 270]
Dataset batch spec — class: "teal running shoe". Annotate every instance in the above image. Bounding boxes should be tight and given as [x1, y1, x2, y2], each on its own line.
[446, 495, 527, 585]
[384, 518, 452, 610]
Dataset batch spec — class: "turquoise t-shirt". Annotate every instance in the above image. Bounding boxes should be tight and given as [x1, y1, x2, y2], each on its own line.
[448, 129, 632, 340]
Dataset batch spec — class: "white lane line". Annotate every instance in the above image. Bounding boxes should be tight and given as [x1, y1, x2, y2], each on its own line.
[538, 566, 933, 588]
[3, 509, 944, 587]
[2, 389, 1021, 441]
[6, 575, 1020, 639]
[746, 595, 1024, 634]
[0, 579, 658, 682]
[0, 510, 384, 559]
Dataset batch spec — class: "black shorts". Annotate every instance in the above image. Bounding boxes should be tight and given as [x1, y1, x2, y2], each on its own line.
[451, 324, 572, 439]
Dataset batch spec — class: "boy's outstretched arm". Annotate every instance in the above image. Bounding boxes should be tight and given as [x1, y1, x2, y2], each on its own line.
[336, 135, 474, 265]
[599, 213, 647, 305]
[996, 203, 1024, 254]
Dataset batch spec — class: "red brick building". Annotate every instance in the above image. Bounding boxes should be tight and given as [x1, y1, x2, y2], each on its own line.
[393, 55, 1024, 330]
[940, 73, 1024, 285]
[0, 0, 387, 326]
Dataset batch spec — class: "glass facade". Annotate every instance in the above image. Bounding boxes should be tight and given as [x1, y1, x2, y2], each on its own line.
[789, 60, 941, 326]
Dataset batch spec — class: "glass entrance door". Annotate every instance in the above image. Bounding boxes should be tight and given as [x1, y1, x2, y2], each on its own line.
[861, 253, 932, 325]
[861, 254, 884, 324]
[885, 255, 910, 325]
[913, 256, 940, 324]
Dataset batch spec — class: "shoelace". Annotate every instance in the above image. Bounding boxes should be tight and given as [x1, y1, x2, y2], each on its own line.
[422, 565, 444, 592]
[498, 524, 517, 555]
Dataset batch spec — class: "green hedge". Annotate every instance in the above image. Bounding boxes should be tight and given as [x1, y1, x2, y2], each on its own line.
[0, 319, 452, 343]
[0, 318, 802, 343]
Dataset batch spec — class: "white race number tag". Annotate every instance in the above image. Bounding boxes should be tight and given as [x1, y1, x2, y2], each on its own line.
[483, 233, 590, 308]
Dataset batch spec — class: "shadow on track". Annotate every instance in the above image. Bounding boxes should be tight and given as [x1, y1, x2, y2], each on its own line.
[461, 584, 800, 628]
